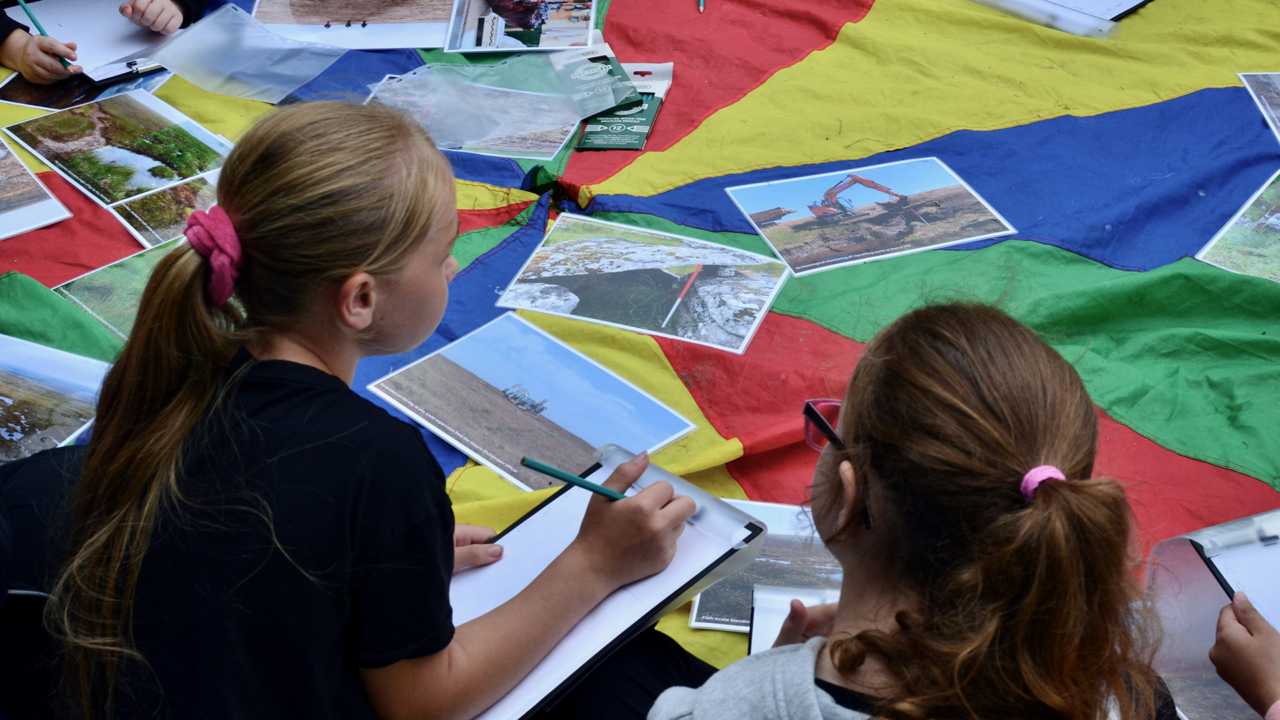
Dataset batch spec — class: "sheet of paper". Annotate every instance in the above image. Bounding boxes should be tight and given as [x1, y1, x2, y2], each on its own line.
[1212, 542, 1280, 625]
[449, 474, 747, 720]
[4, 0, 174, 78]
[0, 136, 70, 241]
[1040, 0, 1146, 20]
[749, 585, 840, 656]
[266, 23, 446, 49]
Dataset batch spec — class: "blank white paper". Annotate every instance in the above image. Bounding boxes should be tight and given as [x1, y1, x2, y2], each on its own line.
[1212, 542, 1280, 626]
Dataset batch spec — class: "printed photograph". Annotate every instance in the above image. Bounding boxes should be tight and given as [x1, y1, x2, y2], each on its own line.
[4, 92, 232, 206]
[368, 313, 695, 491]
[1198, 169, 1280, 283]
[726, 157, 1016, 276]
[0, 137, 72, 241]
[498, 215, 787, 354]
[56, 238, 183, 340]
[1241, 73, 1280, 144]
[691, 501, 843, 631]
[254, 0, 453, 23]
[463, 123, 577, 160]
[446, 0, 593, 52]
[0, 334, 109, 463]
[115, 174, 218, 247]
[0, 70, 171, 111]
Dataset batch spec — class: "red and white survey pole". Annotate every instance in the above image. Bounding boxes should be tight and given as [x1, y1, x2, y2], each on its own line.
[662, 264, 703, 328]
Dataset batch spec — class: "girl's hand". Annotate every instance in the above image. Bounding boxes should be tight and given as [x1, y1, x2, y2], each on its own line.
[119, 0, 184, 35]
[566, 453, 696, 592]
[1209, 592, 1280, 716]
[453, 524, 502, 572]
[0, 32, 79, 85]
[773, 600, 838, 648]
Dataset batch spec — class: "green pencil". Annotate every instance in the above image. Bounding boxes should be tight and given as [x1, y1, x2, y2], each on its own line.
[15, 0, 71, 69]
[521, 457, 627, 501]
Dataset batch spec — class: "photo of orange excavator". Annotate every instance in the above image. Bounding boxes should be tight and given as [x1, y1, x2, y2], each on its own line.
[806, 174, 931, 227]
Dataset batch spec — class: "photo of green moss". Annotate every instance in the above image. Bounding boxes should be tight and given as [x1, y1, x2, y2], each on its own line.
[1199, 170, 1280, 284]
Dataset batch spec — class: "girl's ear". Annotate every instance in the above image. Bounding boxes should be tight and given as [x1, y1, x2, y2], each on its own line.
[835, 460, 858, 529]
[336, 271, 377, 332]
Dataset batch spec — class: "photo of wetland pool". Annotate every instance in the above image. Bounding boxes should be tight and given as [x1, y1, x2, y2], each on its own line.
[5, 93, 230, 205]
[369, 313, 694, 491]
[56, 239, 183, 340]
[1199, 171, 1280, 283]
[692, 499, 842, 631]
[0, 334, 109, 464]
[498, 215, 787, 354]
[727, 158, 1015, 276]
[115, 175, 217, 246]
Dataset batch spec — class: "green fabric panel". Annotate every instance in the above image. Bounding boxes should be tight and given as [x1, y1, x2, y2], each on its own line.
[770, 241, 1280, 488]
[589, 210, 773, 256]
[454, 203, 539, 270]
[0, 272, 123, 362]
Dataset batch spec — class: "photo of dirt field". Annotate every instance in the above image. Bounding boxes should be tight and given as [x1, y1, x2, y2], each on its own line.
[0, 142, 53, 215]
[6, 94, 227, 205]
[370, 313, 693, 491]
[728, 158, 1014, 276]
[56, 239, 183, 340]
[465, 123, 576, 159]
[693, 532, 842, 630]
[255, 0, 453, 24]
[0, 335, 107, 464]
[116, 176, 217, 246]
[1200, 173, 1280, 283]
[499, 215, 786, 353]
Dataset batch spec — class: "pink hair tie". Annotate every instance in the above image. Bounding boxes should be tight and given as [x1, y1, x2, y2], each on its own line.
[184, 206, 241, 307]
[1021, 465, 1066, 501]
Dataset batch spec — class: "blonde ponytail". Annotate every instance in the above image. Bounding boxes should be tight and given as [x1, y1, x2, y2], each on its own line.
[47, 101, 454, 718]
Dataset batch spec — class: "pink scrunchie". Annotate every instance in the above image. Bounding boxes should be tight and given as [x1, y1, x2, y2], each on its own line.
[184, 206, 241, 307]
[1021, 465, 1066, 501]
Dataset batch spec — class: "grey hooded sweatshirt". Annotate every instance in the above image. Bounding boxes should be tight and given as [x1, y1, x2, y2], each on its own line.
[648, 638, 870, 720]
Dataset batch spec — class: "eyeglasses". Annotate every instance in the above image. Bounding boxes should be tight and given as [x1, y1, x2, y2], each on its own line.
[802, 399, 872, 529]
[803, 399, 845, 452]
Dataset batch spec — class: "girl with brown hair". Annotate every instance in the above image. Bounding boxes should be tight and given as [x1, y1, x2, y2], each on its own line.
[549, 302, 1177, 720]
[3, 100, 694, 719]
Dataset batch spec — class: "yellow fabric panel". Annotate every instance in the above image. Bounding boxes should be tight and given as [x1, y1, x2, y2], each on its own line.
[452, 480, 558, 532]
[456, 179, 538, 211]
[153, 76, 273, 142]
[657, 603, 748, 670]
[585, 0, 1278, 201]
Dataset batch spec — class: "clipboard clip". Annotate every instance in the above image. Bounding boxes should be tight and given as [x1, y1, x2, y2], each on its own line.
[126, 59, 164, 75]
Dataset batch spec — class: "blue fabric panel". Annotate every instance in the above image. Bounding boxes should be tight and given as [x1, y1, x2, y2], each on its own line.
[351, 194, 552, 477]
[444, 151, 532, 188]
[283, 49, 425, 104]
[585, 87, 1280, 272]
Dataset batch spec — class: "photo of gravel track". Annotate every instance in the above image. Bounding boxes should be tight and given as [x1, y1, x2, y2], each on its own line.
[7, 93, 227, 205]
[370, 313, 694, 491]
[255, 0, 453, 24]
[0, 142, 52, 215]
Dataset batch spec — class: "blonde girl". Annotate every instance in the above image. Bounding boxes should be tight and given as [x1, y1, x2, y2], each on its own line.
[30, 101, 694, 719]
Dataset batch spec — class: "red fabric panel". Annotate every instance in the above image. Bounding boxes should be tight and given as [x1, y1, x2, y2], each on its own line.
[659, 313, 1280, 558]
[560, 0, 877, 199]
[0, 172, 141, 288]
[458, 200, 534, 235]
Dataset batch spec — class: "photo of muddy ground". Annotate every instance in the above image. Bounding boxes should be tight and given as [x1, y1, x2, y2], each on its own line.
[761, 185, 1010, 273]
[0, 144, 52, 215]
[254, 0, 453, 24]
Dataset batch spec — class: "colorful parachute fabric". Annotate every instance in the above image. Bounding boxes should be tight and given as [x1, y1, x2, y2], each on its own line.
[2, 0, 1279, 668]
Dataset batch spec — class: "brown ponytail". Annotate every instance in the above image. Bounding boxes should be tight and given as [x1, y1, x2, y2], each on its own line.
[815, 303, 1159, 720]
[46, 101, 455, 717]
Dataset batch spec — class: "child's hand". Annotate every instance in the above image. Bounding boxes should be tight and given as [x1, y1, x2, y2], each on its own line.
[119, 0, 185, 35]
[773, 600, 838, 648]
[0, 31, 79, 85]
[453, 523, 502, 572]
[1209, 591, 1280, 716]
[567, 453, 696, 591]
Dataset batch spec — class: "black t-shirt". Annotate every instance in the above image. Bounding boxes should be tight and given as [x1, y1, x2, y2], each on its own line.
[2, 350, 455, 719]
